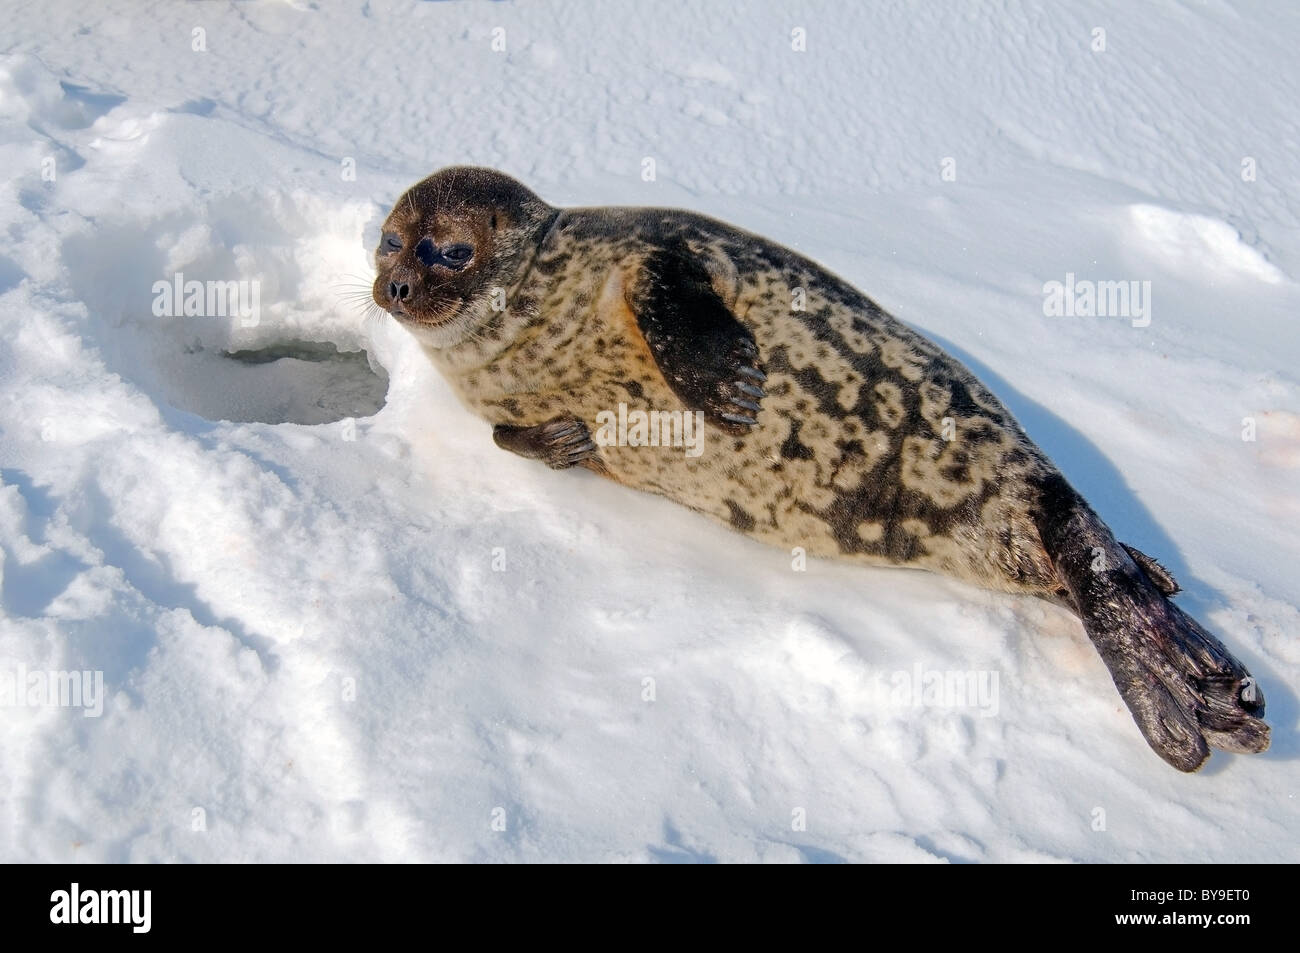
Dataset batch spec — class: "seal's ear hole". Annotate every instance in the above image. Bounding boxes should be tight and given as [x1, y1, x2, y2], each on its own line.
[490, 213, 498, 230]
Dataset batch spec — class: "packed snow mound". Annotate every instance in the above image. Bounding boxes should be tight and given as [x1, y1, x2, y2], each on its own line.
[1127, 205, 1285, 285]
[0, 1, 1297, 863]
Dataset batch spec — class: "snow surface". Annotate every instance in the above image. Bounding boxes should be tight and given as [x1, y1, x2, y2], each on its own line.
[1, 0, 1297, 863]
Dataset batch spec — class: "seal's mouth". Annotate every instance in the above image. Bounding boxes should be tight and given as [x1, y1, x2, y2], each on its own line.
[382, 302, 458, 328]
[371, 285, 431, 325]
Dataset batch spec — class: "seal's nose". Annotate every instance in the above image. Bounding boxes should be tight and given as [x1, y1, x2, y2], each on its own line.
[387, 280, 410, 302]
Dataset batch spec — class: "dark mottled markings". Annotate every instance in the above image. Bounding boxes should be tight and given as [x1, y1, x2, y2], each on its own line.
[945, 374, 989, 420]
[780, 419, 815, 460]
[725, 499, 756, 532]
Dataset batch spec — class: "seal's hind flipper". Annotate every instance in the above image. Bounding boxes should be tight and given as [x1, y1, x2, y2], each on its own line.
[493, 417, 603, 471]
[628, 242, 766, 434]
[1034, 473, 1269, 771]
[1121, 543, 1181, 596]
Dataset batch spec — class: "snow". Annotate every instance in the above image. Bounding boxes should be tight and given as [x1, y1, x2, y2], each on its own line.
[1, 0, 1297, 862]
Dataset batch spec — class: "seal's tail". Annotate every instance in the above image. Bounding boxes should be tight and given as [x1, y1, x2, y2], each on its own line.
[1034, 474, 1269, 771]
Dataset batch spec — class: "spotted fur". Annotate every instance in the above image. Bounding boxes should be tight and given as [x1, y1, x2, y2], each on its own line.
[412, 199, 1060, 597]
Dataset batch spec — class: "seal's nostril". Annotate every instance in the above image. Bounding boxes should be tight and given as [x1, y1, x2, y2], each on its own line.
[388, 281, 410, 302]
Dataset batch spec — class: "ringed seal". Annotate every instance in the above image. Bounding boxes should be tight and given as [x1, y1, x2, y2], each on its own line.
[371, 165, 1269, 772]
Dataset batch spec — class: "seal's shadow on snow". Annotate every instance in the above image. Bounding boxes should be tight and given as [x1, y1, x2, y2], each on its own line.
[931, 332, 1297, 769]
[647, 819, 718, 864]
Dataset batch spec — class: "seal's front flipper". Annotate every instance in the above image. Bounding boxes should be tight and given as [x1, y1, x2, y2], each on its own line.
[1035, 474, 1269, 771]
[493, 417, 601, 471]
[628, 242, 766, 435]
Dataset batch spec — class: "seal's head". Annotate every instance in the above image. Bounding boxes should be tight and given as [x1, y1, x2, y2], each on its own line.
[372, 166, 554, 347]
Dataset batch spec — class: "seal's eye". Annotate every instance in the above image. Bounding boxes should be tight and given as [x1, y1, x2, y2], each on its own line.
[413, 238, 473, 268]
[381, 232, 402, 254]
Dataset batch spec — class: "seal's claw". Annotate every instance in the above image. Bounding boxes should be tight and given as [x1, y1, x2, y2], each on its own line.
[720, 412, 757, 427]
